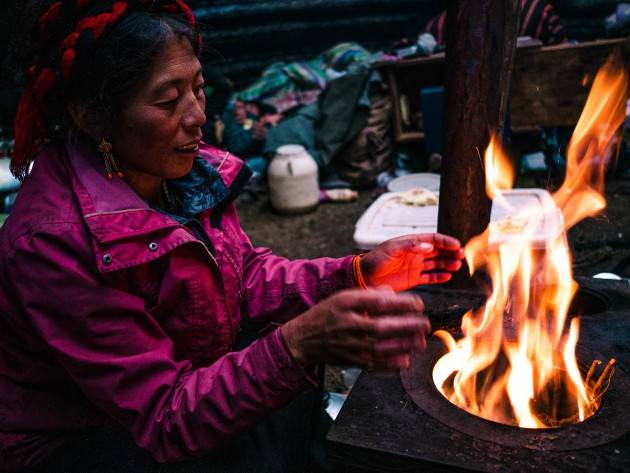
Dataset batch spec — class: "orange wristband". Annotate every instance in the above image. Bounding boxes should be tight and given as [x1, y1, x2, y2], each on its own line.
[353, 255, 369, 289]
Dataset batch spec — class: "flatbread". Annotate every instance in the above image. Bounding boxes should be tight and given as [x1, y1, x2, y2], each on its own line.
[399, 188, 438, 207]
[491, 216, 528, 234]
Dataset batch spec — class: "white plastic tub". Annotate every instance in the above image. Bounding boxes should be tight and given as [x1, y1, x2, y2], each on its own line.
[488, 188, 564, 250]
[353, 188, 563, 250]
[354, 192, 439, 249]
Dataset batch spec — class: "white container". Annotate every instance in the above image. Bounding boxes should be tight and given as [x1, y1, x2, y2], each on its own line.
[354, 192, 439, 249]
[488, 189, 564, 250]
[353, 188, 564, 250]
[268, 145, 319, 214]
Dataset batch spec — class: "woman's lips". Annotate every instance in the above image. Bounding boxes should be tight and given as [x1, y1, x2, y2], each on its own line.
[175, 142, 199, 152]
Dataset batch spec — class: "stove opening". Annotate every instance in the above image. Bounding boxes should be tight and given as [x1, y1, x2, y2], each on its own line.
[433, 344, 615, 428]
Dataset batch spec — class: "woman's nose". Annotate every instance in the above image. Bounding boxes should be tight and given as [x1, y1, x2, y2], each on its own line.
[183, 94, 207, 129]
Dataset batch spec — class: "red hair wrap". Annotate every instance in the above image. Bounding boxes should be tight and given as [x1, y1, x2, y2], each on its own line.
[60, 1, 128, 79]
[11, 68, 57, 181]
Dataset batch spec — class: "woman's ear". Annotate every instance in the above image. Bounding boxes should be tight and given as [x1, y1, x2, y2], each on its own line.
[67, 104, 103, 140]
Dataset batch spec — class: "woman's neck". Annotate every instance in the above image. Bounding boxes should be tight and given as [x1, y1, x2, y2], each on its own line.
[122, 167, 163, 204]
[73, 131, 165, 204]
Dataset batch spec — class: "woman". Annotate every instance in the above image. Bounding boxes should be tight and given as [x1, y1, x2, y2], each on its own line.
[0, 1, 464, 471]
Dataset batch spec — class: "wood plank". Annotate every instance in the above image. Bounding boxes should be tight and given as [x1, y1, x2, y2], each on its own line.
[510, 38, 626, 130]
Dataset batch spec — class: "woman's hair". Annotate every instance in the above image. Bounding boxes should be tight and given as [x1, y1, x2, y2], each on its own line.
[11, 0, 201, 181]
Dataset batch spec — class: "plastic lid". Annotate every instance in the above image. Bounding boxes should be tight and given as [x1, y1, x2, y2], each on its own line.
[354, 192, 439, 249]
[276, 145, 306, 157]
[488, 189, 564, 250]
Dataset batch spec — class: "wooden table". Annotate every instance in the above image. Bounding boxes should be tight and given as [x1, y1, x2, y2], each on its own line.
[374, 38, 627, 144]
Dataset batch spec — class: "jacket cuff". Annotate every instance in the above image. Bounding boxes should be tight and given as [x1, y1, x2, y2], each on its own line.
[263, 327, 319, 390]
[331, 255, 357, 291]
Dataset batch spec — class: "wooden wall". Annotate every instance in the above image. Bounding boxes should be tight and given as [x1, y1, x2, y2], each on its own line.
[191, 0, 619, 87]
[191, 0, 443, 86]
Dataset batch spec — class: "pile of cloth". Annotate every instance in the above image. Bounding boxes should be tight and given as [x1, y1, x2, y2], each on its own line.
[215, 42, 395, 188]
[237, 42, 372, 113]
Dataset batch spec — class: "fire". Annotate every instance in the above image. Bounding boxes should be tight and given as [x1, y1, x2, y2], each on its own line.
[484, 134, 515, 201]
[432, 53, 628, 428]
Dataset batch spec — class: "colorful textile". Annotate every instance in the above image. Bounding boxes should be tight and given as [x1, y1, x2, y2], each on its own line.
[161, 156, 232, 222]
[425, 0, 568, 46]
[0, 139, 355, 470]
[238, 42, 373, 113]
[263, 103, 322, 165]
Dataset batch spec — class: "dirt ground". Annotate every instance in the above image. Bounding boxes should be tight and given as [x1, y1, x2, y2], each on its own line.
[236, 174, 630, 393]
[568, 179, 630, 276]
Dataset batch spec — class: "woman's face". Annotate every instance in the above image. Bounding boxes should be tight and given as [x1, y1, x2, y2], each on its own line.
[110, 36, 206, 191]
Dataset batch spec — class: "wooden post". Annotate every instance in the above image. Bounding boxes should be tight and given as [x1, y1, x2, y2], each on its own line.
[437, 0, 520, 286]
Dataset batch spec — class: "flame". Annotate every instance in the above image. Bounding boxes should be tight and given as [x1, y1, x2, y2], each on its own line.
[485, 134, 515, 203]
[432, 53, 628, 428]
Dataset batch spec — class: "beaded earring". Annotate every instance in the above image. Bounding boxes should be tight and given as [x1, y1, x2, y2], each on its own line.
[98, 139, 124, 180]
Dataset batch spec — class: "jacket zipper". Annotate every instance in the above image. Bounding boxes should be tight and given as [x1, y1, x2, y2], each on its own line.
[184, 227, 236, 349]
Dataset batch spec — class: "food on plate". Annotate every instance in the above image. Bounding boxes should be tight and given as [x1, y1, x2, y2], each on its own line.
[491, 216, 529, 234]
[399, 188, 438, 207]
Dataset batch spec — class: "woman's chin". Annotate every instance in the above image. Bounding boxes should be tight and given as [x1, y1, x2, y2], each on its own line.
[166, 153, 196, 178]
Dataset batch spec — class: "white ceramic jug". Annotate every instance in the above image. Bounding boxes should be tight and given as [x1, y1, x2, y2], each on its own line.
[268, 145, 319, 214]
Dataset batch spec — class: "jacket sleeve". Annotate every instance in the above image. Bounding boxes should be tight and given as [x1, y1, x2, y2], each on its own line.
[238, 225, 357, 323]
[8, 228, 317, 462]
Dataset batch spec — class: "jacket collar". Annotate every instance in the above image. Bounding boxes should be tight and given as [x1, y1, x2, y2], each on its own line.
[159, 157, 230, 223]
[66, 136, 248, 244]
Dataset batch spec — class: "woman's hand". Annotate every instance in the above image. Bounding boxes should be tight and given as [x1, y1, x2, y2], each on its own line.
[281, 289, 430, 369]
[359, 233, 465, 292]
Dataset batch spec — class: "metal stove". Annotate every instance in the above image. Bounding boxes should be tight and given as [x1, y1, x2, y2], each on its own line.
[327, 277, 630, 472]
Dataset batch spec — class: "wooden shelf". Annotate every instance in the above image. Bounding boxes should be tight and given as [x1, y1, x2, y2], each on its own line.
[378, 38, 628, 145]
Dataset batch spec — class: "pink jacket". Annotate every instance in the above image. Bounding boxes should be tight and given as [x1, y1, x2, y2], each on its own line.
[0, 139, 355, 470]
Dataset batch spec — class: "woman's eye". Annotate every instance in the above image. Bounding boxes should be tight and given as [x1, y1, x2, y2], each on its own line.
[158, 96, 179, 108]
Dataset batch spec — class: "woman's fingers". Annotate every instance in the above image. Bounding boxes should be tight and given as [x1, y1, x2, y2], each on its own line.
[422, 258, 463, 273]
[430, 233, 463, 251]
[346, 312, 429, 338]
[366, 315, 431, 337]
[372, 333, 427, 355]
[423, 247, 466, 261]
[384, 233, 461, 252]
[346, 315, 429, 356]
[418, 271, 453, 285]
[330, 311, 429, 351]
[336, 289, 424, 316]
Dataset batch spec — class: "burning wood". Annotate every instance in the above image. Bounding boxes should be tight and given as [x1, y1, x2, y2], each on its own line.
[585, 359, 602, 386]
[591, 358, 616, 397]
[431, 52, 629, 428]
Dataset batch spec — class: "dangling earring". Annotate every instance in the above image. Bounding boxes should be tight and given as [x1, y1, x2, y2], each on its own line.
[98, 139, 124, 180]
